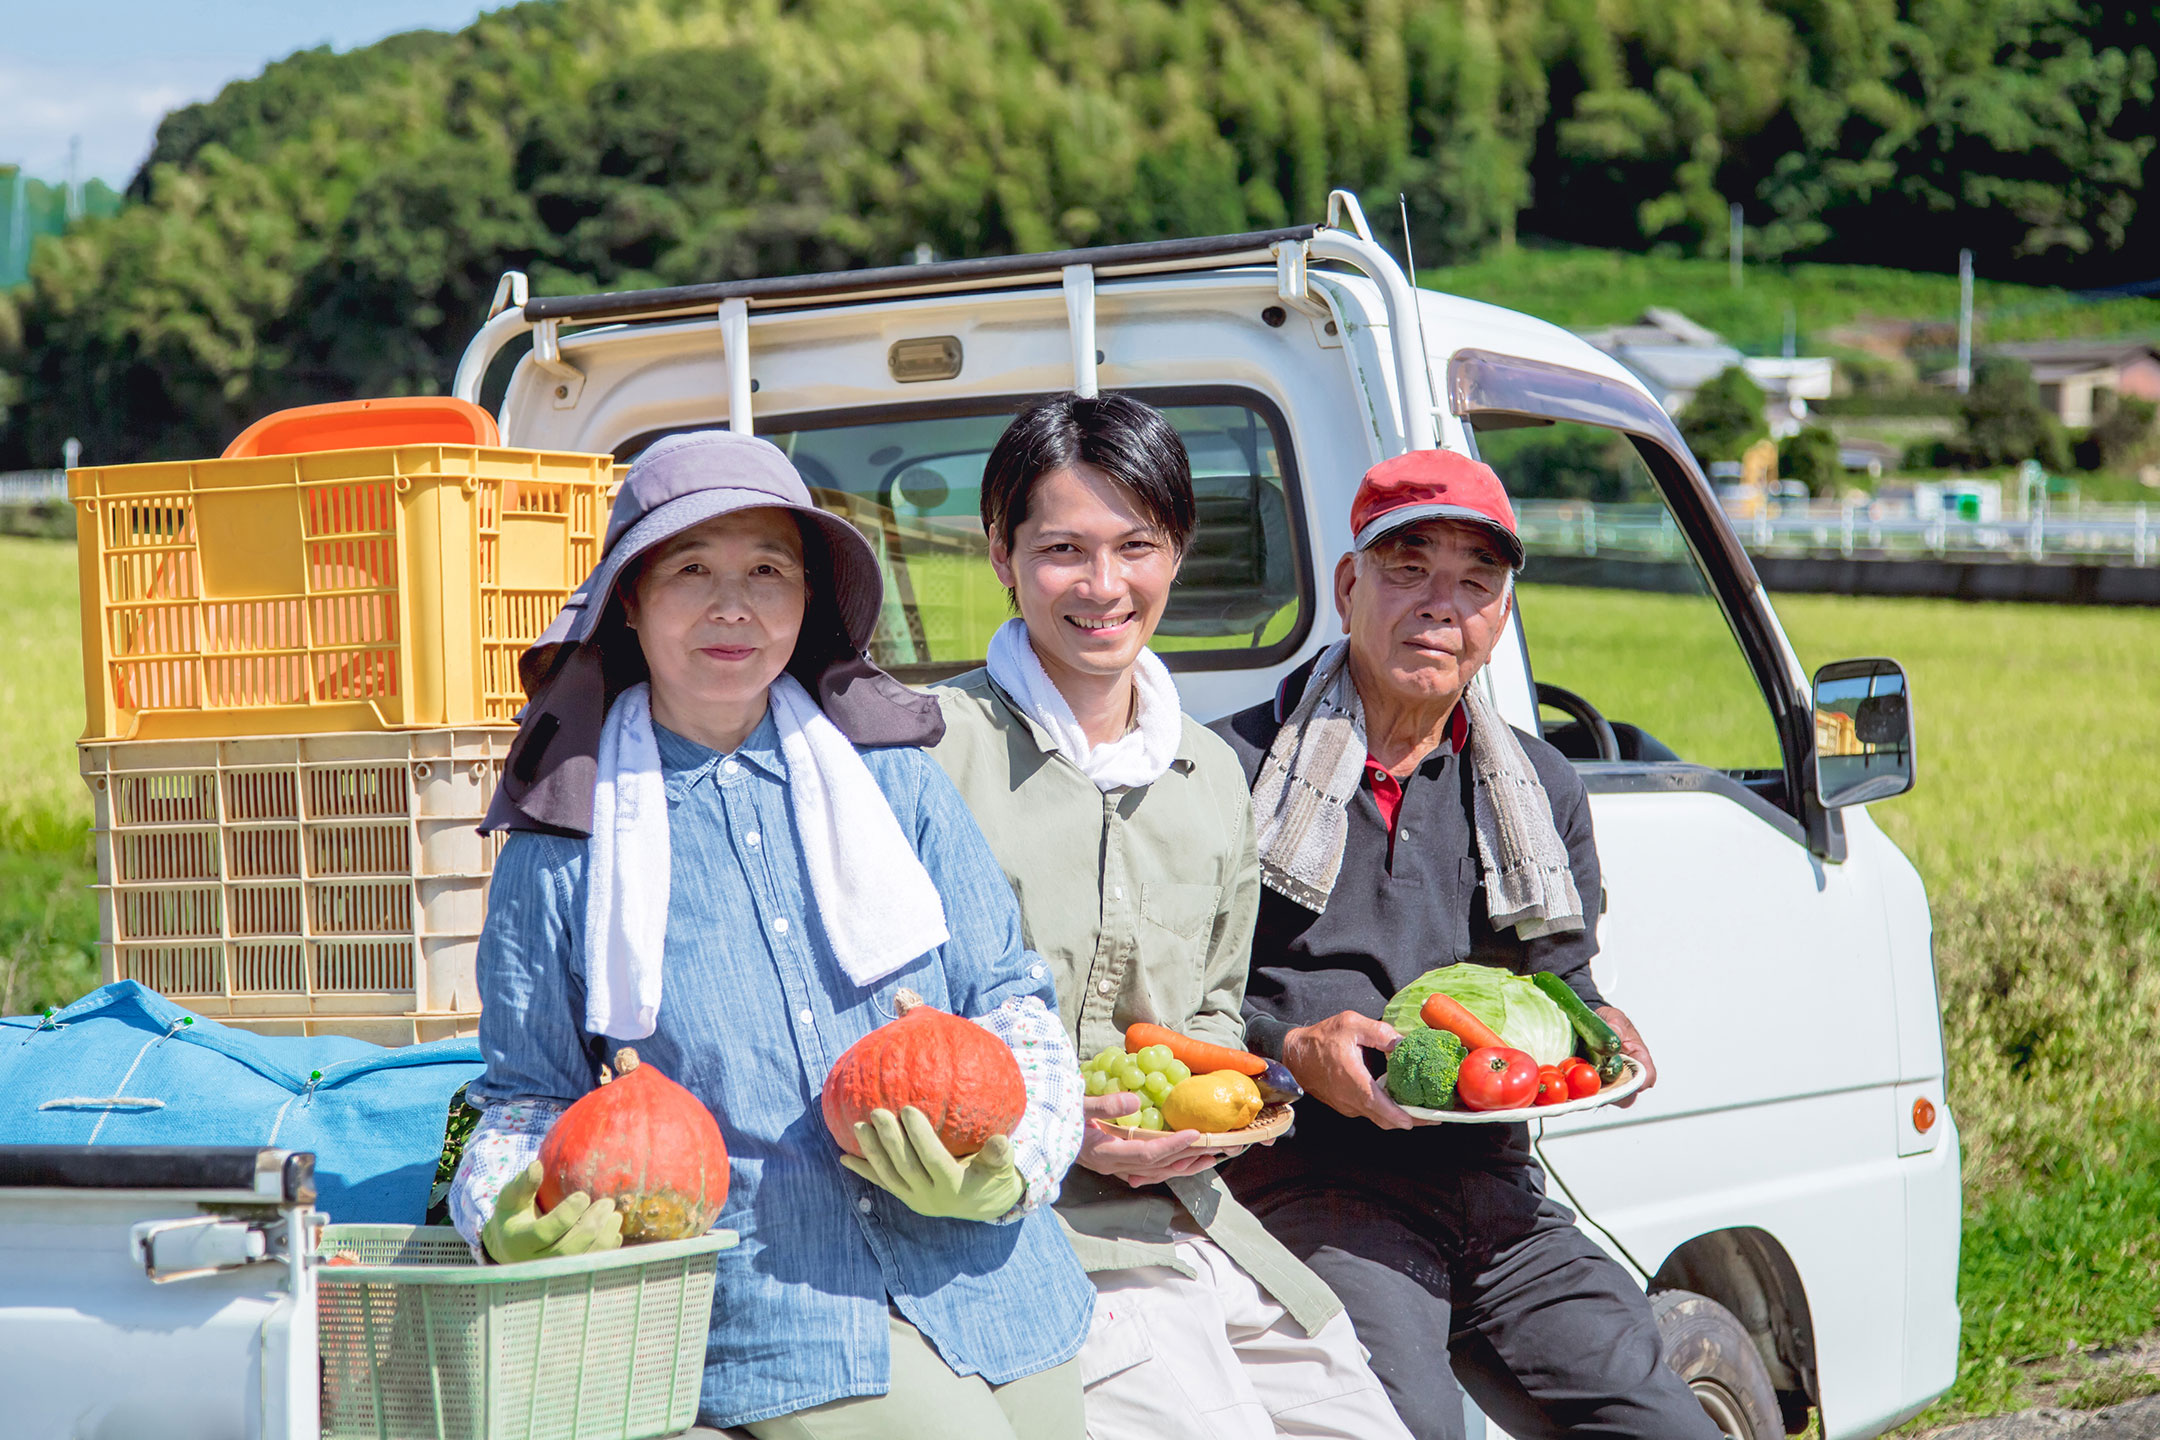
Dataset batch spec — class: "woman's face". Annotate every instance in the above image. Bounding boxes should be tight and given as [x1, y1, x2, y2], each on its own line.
[623, 508, 808, 735]
[989, 463, 1179, 688]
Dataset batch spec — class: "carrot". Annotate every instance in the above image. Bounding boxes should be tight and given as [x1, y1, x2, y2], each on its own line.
[1420, 993, 1505, 1052]
[1124, 1022, 1268, 1078]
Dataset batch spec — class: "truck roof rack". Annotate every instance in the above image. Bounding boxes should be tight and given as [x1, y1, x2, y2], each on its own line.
[521, 224, 1321, 326]
[455, 193, 1435, 451]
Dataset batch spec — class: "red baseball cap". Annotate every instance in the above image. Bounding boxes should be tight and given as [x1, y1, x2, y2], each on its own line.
[1350, 449, 1523, 569]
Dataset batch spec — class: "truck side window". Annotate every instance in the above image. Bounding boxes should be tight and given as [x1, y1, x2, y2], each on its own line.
[1475, 420, 1782, 773]
[760, 396, 1304, 681]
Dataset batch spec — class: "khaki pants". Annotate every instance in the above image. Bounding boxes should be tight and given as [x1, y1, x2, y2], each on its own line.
[1080, 1233, 1414, 1440]
[696, 1312, 1082, 1440]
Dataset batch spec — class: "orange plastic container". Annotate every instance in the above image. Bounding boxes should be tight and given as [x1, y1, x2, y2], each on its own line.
[70, 443, 616, 741]
[223, 397, 502, 458]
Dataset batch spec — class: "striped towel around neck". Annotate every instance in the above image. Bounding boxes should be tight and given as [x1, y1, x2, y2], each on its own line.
[1249, 639, 1585, 939]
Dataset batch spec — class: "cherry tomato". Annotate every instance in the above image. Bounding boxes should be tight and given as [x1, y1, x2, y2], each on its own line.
[1562, 1059, 1602, 1100]
[1457, 1047, 1540, 1111]
[1534, 1066, 1569, 1106]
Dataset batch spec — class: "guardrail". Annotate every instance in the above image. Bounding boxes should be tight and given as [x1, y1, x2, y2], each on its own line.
[0, 470, 67, 504]
[1516, 499, 2158, 567]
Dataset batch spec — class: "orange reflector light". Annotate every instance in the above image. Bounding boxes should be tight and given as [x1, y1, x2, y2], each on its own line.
[1912, 1097, 1937, 1134]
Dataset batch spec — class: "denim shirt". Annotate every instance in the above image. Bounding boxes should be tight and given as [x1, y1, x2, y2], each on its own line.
[470, 714, 1095, 1428]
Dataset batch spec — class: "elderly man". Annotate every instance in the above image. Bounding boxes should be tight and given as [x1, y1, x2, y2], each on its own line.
[1212, 450, 1718, 1440]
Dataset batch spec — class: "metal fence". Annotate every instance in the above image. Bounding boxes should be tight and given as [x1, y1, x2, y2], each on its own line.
[1516, 498, 2158, 568]
[0, 470, 67, 504]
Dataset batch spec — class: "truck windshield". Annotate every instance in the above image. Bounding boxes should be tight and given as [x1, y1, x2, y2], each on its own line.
[761, 395, 1304, 681]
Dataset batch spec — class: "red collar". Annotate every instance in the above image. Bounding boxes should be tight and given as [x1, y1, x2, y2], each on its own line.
[1362, 704, 1468, 834]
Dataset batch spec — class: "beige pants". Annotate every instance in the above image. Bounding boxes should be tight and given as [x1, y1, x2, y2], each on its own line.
[721, 1312, 1082, 1440]
[1080, 1234, 1415, 1440]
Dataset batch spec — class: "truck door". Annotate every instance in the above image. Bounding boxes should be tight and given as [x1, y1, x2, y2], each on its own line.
[1446, 351, 1921, 1438]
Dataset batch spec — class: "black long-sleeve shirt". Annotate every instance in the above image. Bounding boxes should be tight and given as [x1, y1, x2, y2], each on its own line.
[1211, 661, 1607, 1166]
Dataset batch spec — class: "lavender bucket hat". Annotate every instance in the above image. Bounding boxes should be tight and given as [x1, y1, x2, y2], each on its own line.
[483, 429, 944, 837]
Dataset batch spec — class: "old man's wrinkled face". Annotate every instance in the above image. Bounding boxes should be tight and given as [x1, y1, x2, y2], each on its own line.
[1335, 518, 1515, 708]
[623, 507, 808, 734]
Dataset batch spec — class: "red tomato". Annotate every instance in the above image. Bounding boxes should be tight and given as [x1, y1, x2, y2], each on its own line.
[1534, 1066, 1569, 1106]
[1458, 1047, 1540, 1111]
[1563, 1060, 1601, 1100]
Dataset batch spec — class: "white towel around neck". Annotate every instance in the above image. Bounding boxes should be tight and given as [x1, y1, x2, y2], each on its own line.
[985, 618, 1183, 791]
[582, 677, 950, 1042]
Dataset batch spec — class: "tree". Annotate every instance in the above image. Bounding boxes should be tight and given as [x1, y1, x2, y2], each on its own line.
[1778, 425, 1843, 497]
[5, 0, 2159, 463]
[1949, 358, 2069, 471]
[1476, 425, 1654, 501]
[1679, 367, 1768, 465]
[2079, 395, 2159, 472]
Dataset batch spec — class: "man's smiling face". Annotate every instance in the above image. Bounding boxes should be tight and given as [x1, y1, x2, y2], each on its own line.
[990, 461, 1181, 692]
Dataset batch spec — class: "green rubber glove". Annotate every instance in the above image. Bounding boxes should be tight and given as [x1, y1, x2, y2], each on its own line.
[840, 1106, 1024, 1222]
[482, 1160, 625, 1263]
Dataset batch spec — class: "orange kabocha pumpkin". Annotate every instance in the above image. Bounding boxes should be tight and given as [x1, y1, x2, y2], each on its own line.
[537, 1048, 729, 1242]
[821, 989, 1026, 1159]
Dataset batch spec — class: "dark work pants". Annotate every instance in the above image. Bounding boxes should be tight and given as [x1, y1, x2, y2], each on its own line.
[1229, 1128, 1721, 1440]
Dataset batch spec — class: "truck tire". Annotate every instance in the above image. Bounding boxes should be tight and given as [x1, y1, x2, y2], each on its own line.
[1652, 1288, 1786, 1440]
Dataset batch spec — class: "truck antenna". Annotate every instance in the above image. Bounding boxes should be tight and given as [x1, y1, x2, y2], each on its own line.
[1398, 193, 1438, 447]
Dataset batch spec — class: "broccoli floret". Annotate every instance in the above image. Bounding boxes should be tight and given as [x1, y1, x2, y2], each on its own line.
[1386, 1028, 1468, 1109]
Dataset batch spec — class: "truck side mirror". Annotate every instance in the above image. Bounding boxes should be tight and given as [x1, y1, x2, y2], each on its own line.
[1812, 658, 1915, 808]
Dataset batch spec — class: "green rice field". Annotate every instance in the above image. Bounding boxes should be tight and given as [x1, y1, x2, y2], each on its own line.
[1519, 584, 2160, 879]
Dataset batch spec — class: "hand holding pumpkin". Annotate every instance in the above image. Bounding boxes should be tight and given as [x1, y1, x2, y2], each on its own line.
[841, 1106, 1024, 1222]
[482, 1160, 625, 1264]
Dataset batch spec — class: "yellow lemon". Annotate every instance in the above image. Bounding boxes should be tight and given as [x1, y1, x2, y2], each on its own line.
[1162, 1070, 1264, 1133]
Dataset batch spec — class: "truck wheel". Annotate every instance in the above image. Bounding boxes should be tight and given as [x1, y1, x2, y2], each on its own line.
[1652, 1289, 1785, 1440]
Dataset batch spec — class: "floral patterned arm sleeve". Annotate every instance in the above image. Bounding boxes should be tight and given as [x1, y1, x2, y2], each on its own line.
[971, 994, 1083, 1223]
[448, 1098, 568, 1254]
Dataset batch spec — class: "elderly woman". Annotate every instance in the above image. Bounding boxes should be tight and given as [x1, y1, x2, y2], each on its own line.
[447, 431, 1093, 1439]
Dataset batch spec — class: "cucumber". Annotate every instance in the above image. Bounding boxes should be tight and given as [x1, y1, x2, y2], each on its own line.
[1529, 971, 1626, 1082]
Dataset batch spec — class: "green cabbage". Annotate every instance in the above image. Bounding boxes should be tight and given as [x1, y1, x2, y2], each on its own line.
[1382, 964, 1574, 1068]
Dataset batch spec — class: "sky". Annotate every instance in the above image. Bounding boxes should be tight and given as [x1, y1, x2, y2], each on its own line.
[1, 1, 504, 185]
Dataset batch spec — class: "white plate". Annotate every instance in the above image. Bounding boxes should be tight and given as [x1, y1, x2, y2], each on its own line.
[1396, 1056, 1645, 1124]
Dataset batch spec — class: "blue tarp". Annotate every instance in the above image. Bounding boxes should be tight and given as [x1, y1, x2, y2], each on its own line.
[0, 981, 484, 1222]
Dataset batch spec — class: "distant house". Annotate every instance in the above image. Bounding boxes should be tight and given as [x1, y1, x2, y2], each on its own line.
[1980, 340, 2160, 427]
[1575, 308, 1836, 435]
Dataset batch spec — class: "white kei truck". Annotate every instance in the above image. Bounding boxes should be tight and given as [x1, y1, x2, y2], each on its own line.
[0, 192, 1954, 1440]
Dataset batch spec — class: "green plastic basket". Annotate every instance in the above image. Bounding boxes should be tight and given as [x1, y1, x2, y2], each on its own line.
[316, 1224, 736, 1440]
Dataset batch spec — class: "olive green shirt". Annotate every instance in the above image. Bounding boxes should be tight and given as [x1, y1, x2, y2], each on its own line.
[928, 669, 1340, 1335]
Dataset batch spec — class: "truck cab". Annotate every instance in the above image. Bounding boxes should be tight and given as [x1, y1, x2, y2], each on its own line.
[444, 195, 1958, 1440]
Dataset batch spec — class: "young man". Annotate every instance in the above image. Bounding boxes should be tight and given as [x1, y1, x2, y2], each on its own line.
[929, 393, 1411, 1440]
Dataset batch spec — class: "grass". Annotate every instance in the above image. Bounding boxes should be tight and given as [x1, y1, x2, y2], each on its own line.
[1419, 244, 2160, 355]
[1952, 1123, 2160, 1412]
[0, 537, 91, 821]
[1519, 586, 2160, 877]
[0, 538, 96, 1016]
[1518, 584, 1787, 771]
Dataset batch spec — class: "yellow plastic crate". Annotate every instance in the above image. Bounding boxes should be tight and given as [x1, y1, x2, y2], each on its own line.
[80, 729, 513, 1040]
[70, 444, 615, 741]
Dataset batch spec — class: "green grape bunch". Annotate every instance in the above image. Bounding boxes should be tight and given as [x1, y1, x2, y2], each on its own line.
[1080, 1044, 1193, 1131]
